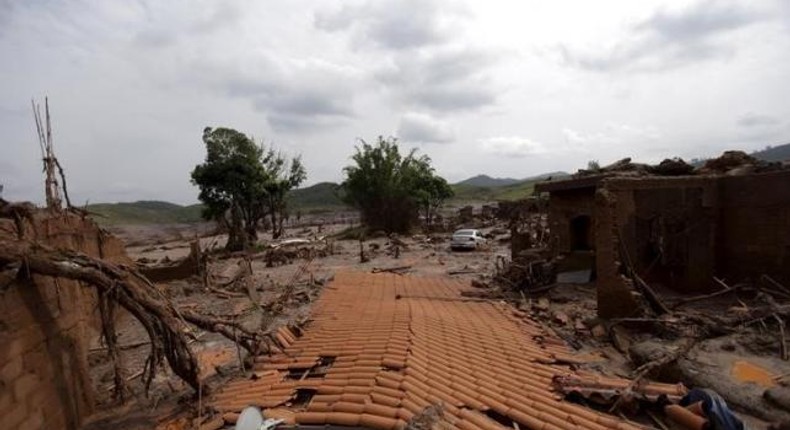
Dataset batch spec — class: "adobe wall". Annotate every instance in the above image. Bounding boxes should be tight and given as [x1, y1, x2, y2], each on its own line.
[557, 171, 789, 317]
[606, 176, 719, 292]
[0, 210, 129, 430]
[717, 171, 790, 285]
[594, 188, 642, 318]
[544, 188, 596, 254]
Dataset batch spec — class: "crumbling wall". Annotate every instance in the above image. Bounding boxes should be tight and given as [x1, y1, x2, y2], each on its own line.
[717, 170, 790, 285]
[0, 211, 129, 430]
[610, 177, 718, 292]
[141, 241, 201, 283]
[594, 188, 642, 318]
[543, 188, 596, 254]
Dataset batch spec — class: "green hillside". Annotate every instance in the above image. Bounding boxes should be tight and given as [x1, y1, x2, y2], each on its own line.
[455, 175, 521, 187]
[87, 201, 203, 225]
[451, 179, 539, 203]
[85, 172, 565, 224]
[288, 182, 348, 213]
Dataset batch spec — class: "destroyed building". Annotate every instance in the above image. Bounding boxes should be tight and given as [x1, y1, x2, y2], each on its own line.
[535, 152, 790, 318]
[0, 208, 129, 429]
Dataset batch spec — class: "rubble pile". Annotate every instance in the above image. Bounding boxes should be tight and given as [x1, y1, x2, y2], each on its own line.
[494, 248, 556, 292]
[573, 150, 786, 179]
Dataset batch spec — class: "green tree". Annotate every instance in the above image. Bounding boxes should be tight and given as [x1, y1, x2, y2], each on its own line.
[191, 127, 306, 251]
[414, 174, 453, 230]
[340, 136, 453, 233]
[262, 153, 306, 239]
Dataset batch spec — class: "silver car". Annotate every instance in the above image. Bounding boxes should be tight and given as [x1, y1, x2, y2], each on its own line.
[451, 229, 486, 250]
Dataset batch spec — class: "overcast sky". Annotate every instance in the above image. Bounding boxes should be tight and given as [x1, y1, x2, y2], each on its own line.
[1, 0, 788, 204]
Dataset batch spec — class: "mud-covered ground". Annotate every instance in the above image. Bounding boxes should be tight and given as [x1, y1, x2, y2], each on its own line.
[84, 219, 790, 429]
[83, 220, 506, 429]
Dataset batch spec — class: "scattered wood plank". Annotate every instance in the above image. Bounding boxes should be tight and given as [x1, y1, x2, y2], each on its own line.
[447, 268, 478, 275]
[763, 275, 790, 296]
[775, 314, 788, 361]
[89, 340, 150, 353]
[372, 265, 412, 274]
[671, 282, 747, 309]
[632, 272, 670, 315]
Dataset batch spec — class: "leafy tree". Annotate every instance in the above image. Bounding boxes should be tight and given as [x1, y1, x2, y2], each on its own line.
[414, 174, 453, 229]
[262, 153, 306, 239]
[340, 136, 453, 233]
[191, 127, 306, 251]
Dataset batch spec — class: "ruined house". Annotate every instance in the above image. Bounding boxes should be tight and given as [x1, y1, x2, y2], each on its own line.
[0, 208, 129, 429]
[536, 153, 790, 318]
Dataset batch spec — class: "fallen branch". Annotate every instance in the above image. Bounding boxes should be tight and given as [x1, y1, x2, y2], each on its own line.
[775, 314, 788, 361]
[447, 268, 478, 275]
[372, 265, 412, 274]
[763, 275, 790, 296]
[616, 229, 669, 315]
[671, 283, 747, 309]
[632, 272, 670, 315]
[89, 339, 151, 353]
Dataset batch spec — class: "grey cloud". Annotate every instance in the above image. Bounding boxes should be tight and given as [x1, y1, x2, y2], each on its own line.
[0, 105, 26, 118]
[397, 112, 454, 143]
[266, 112, 351, 134]
[560, 1, 764, 72]
[315, 0, 455, 51]
[637, 1, 760, 40]
[0, 0, 13, 36]
[377, 48, 499, 112]
[134, 1, 242, 48]
[190, 3, 241, 34]
[316, 1, 497, 113]
[134, 29, 178, 48]
[410, 86, 495, 112]
[197, 57, 358, 133]
[264, 91, 352, 117]
[738, 112, 780, 127]
[480, 136, 547, 158]
[254, 89, 354, 133]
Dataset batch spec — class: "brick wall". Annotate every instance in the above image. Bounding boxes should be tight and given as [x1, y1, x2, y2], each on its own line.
[544, 188, 596, 254]
[547, 172, 790, 317]
[0, 211, 128, 430]
[594, 188, 642, 318]
[611, 177, 718, 292]
[717, 171, 790, 285]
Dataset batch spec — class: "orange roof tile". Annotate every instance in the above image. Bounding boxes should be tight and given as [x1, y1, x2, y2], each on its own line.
[211, 271, 679, 429]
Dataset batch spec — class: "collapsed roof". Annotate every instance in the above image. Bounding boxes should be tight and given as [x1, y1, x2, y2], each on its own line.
[210, 272, 683, 429]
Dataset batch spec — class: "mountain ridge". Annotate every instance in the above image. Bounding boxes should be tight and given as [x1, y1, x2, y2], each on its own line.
[86, 142, 790, 224]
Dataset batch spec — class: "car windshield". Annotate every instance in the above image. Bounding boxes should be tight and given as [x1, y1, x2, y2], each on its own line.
[454, 230, 475, 236]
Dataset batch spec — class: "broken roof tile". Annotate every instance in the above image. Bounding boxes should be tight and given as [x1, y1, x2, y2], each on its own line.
[211, 271, 680, 429]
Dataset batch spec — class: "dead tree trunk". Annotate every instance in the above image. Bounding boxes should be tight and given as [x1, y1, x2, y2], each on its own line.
[32, 97, 64, 210]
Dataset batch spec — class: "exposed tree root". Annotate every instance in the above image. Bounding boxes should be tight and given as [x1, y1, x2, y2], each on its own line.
[0, 239, 270, 395]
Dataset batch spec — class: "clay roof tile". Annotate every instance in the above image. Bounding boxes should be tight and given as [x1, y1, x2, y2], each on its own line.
[210, 271, 675, 430]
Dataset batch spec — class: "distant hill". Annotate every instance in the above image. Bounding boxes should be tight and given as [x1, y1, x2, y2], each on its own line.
[288, 182, 348, 213]
[456, 175, 521, 187]
[452, 179, 540, 202]
[752, 142, 790, 162]
[87, 183, 349, 224]
[87, 201, 203, 225]
[456, 171, 567, 187]
[85, 170, 572, 224]
[450, 171, 569, 202]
